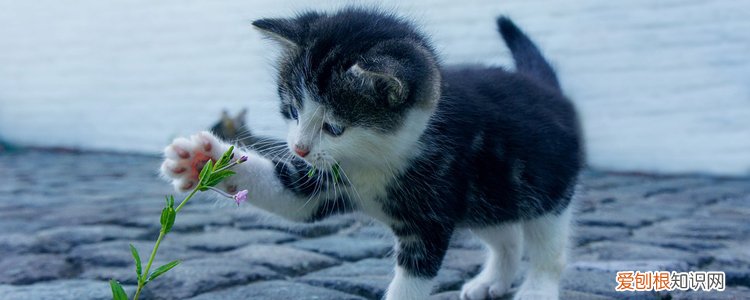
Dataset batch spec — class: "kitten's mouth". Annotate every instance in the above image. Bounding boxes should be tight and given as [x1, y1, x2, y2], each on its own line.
[307, 155, 337, 170]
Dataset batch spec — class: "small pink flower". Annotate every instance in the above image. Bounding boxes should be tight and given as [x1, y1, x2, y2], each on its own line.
[233, 190, 248, 206]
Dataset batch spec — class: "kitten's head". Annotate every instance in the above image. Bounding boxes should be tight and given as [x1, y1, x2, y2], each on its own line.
[253, 8, 441, 169]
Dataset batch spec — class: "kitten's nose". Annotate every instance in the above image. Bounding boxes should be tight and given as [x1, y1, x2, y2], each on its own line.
[294, 145, 310, 158]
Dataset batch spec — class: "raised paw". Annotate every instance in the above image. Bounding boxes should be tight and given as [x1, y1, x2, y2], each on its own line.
[160, 131, 230, 192]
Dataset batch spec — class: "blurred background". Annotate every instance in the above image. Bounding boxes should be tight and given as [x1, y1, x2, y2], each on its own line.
[1, 0, 748, 175]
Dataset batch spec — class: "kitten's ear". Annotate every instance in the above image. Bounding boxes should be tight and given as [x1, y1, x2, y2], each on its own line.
[347, 63, 408, 106]
[236, 108, 247, 121]
[252, 18, 300, 48]
[221, 109, 231, 122]
[220, 109, 236, 133]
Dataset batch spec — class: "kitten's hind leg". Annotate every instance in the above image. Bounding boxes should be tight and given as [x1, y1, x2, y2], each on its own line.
[460, 223, 522, 300]
[514, 207, 572, 300]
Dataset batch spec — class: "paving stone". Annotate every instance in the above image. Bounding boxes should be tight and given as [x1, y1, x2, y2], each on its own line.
[2, 151, 750, 299]
[430, 287, 616, 300]
[0, 254, 77, 284]
[141, 257, 280, 300]
[561, 290, 616, 300]
[79, 265, 140, 285]
[0, 233, 40, 254]
[35, 203, 134, 228]
[705, 244, 750, 287]
[223, 244, 340, 275]
[577, 203, 678, 229]
[300, 258, 393, 299]
[574, 225, 631, 246]
[290, 233, 392, 261]
[301, 276, 390, 300]
[561, 267, 664, 299]
[305, 257, 394, 278]
[188, 280, 366, 300]
[571, 260, 689, 274]
[441, 248, 485, 276]
[633, 217, 750, 241]
[574, 241, 710, 267]
[69, 240, 202, 267]
[428, 290, 462, 300]
[434, 267, 469, 293]
[669, 286, 750, 300]
[0, 279, 130, 300]
[171, 228, 297, 252]
[300, 256, 472, 298]
[35, 225, 148, 253]
[581, 173, 649, 190]
[234, 208, 358, 237]
[120, 211, 234, 232]
[629, 236, 730, 253]
[343, 221, 393, 239]
[649, 183, 750, 206]
[0, 219, 52, 233]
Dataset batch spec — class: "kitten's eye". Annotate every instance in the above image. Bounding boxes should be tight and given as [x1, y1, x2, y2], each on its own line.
[289, 106, 299, 120]
[323, 123, 346, 137]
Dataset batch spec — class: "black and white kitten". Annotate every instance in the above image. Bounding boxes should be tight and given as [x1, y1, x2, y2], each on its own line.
[161, 8, 582, 300]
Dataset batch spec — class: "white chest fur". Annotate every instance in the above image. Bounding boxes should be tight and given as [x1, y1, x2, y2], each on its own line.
[339, 164, 396, 222]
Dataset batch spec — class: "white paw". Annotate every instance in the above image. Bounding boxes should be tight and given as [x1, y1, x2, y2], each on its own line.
[384, 267, 434, 300]
[460, 273, 511, 300]
[160, 131, 231, 192]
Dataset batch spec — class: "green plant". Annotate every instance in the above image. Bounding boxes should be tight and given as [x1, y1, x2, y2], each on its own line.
[306, 163, 341, 182]
[110, 146, 247, 300]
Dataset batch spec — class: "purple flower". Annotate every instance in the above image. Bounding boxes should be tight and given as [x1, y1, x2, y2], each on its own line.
[238, 155, 248, 163]
[233, 190, 248, 206]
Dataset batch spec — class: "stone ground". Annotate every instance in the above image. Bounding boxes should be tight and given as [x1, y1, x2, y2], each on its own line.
[0, 149, 748, 300]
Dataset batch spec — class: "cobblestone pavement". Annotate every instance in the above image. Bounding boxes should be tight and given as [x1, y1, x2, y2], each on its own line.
[0, 150, 748, 300]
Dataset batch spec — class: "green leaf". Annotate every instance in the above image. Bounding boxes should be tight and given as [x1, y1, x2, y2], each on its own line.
[332, 163, 341, 182]
[129, 244, 142, 280]
[198, 160, 214, 185]
[160, 196, 176, 233]
[160, 207, 168, 227]
[216, 146, 234, 169]
[204, 170, 236, 187]
[147, 260, 181, 282]
[109, 279, 128, 300]
[307, 166, 316, 178]
[162, 207, 176, 233]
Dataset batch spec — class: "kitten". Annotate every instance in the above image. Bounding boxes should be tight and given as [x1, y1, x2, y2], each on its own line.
[161, 8, 582, 300]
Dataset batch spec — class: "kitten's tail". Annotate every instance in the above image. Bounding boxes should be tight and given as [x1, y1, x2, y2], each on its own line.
[497, 16, 561, 91]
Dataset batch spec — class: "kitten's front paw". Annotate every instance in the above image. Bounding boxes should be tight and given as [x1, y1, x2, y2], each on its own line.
[160, 131, 229, 192]
[460, 274, 511, 300]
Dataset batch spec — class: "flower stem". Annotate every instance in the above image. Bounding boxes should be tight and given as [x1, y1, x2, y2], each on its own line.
[133, 185, 200, 300]
[212, 159, 242, 174]
[175, 187, 199, 213]
[133, 229, 164, 300]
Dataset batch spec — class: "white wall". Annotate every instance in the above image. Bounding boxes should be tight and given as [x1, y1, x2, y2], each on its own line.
[1, 0, 749, 175]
